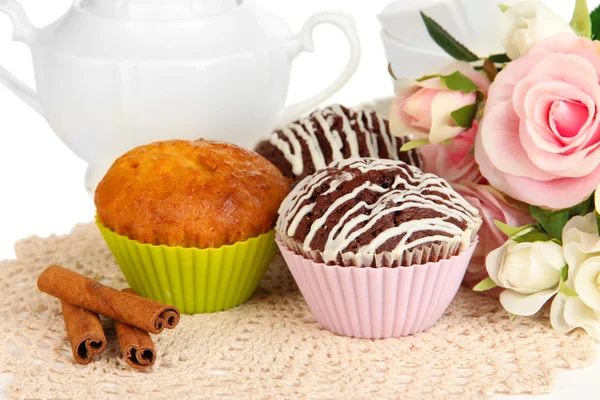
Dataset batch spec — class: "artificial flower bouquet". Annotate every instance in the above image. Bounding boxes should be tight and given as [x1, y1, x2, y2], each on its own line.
[389, 0, 600, 340]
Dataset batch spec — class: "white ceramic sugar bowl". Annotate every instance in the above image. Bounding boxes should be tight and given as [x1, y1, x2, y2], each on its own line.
[0, 0, 361, 191]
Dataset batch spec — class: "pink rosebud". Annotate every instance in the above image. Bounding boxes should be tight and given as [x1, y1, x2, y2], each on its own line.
[390, 62, 490, 144]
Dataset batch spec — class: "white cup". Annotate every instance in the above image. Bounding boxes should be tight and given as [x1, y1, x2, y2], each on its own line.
[378, 0, 505, 58]
[380, 30, 452, 80]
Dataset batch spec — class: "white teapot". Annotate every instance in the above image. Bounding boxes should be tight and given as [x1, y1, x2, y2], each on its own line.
[0, 0, 360, 191]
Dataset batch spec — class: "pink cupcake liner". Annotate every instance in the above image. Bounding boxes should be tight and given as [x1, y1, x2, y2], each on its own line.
[277, 238, 478, 339]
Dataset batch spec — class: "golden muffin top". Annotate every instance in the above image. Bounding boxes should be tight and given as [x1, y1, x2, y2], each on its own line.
[95, 139, 290, 248]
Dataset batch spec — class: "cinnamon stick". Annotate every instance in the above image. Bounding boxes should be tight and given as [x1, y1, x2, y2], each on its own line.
[115, 289, 156, 370]
[61, 300, 107, 365]
[38, 265, 180, 334]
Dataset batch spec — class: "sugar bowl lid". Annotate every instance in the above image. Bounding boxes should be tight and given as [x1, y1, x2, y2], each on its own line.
[77, 0, 240, 20]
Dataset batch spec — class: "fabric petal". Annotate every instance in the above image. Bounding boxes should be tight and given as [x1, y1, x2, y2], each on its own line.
[428, 91, 475, 144]
[493, 167, 600, 209]
[563, 296, 600, 341]
[573, 257, 600, 311]
[550, 294, 575, 333]
[500, 287, 558, 316]
[485, 244, 506, 286]
[478, 100, 554, 180]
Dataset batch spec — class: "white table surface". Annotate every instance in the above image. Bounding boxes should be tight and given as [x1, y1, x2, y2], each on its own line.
[0, 0, 598, 398]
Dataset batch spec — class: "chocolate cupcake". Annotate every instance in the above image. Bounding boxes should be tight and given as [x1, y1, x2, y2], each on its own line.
[255, 105, 422, 185]
[277, 158, 481, 267]
[276, 158, 482, 338]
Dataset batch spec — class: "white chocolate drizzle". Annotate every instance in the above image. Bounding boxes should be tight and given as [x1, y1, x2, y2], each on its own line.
[268, 105, 421, 178]
[277, 158, 482, 265]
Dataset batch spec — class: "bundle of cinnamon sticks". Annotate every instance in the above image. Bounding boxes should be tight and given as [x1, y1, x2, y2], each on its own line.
[38, 265, 180, 370]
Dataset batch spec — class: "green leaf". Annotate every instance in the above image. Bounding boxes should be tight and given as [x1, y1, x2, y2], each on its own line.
[468, 147, 475, 156]
[530, 195, 596, 241]
[591, 5, 600, 40]
[571, 0, 592, 38]
[420, 12, 480, 62]
[439, 71, 479, 93]
[596, 211, 600, 236]
[488, 53, 511, 63]
[388, 62, 397, 80]
[451, 103, 478, 128]
[400, 139, 430, 152]
[559, 279, 579, 297]
[494, 221, 533, 238]
[559, 265, 578, 297]
[512, 229, 553, 244]
[530, 207, 569, 241]
[561, 265, 568, 282]
[476, 102, 486, 120]
[498, 4, 509, 13]
[509, 313, 516, 321]
[573, 194, 595, 216]
[416, 74, 440, 82]
[473, 277, 497, 292]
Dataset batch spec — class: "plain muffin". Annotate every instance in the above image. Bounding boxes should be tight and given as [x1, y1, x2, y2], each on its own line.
[96, 139, 290, 248]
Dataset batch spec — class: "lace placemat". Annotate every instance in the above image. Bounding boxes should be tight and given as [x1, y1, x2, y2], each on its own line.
[0, 223, 595, 400]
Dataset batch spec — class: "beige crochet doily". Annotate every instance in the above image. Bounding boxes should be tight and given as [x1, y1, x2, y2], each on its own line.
[0, 223, 596, 400]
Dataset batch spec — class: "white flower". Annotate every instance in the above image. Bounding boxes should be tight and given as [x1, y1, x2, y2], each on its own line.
[550, 213, 600, 341]
[499, 1, 574, 60]
[486, 240, 564, 316]
[551, 289, 600, 341]
[562, 213, 600, 310]
[486, 212, 600, 340]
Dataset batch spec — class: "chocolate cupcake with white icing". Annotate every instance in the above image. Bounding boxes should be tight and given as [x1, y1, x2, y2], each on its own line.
[277, 158, 481, 267]
[275, 158, 482, 338]
[255, 105, 422, 185]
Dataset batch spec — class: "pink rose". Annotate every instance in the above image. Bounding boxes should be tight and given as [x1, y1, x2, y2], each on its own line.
[421, 121, 485, 184]
[390, 62, 490, 144]
[452, 182, 534, 288]
[476, 33, 600, 210]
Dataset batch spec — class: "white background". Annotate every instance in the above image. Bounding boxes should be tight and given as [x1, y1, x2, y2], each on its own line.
[0, 1, 599, 399]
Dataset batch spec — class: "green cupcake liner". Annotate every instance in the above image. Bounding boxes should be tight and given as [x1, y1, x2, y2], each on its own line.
[96, 219, 276, 314]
